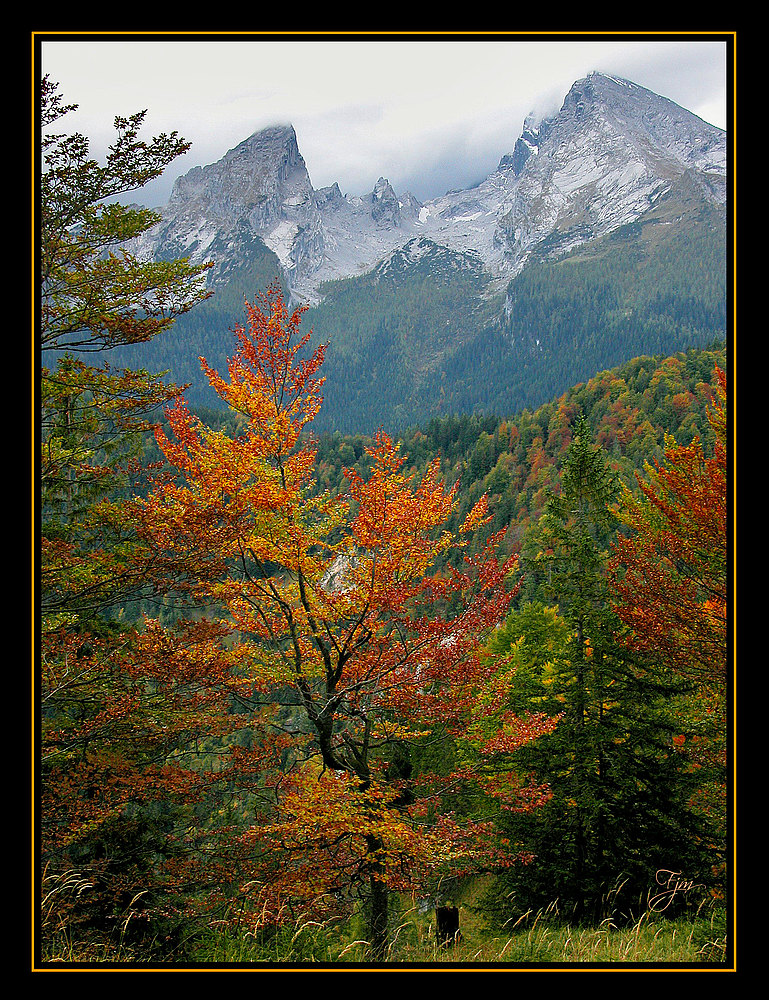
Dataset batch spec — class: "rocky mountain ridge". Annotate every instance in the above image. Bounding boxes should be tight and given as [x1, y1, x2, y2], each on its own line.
[119, 70, 726, 434]
[134, 71, 726, 306]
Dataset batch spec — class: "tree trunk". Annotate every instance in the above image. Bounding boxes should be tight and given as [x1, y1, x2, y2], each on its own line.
[366, 834, 389, 960]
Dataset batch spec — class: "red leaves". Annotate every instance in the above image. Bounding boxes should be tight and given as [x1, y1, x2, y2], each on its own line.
[200, 281, 326, 452]
[609, 366, 727, 692]
[608, 367, 728, 847]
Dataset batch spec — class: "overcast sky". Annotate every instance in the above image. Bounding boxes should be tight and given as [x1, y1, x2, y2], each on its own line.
[38, 34, 730, 208]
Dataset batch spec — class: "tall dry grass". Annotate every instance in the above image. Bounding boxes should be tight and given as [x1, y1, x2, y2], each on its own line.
[36, 872, 728, 966]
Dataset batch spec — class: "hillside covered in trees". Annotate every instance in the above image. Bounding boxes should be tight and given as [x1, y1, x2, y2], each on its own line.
[309, 342, 727, 559]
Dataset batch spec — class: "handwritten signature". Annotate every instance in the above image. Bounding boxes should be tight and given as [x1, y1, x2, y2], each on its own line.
[648, 869, 705, 912]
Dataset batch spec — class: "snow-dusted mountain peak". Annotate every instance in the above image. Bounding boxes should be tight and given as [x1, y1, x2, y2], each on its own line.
[136, 72, 726, 305]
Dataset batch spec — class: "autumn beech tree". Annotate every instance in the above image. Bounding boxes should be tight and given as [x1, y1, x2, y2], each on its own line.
[136, 283, 557, 958]
[609, 368, 727, 697]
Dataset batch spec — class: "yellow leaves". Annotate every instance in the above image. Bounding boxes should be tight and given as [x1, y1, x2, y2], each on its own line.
[264, 763, 414, 870]
[124, 283, 554, 913]
[197, 283, 326, 453]
[609, 365, 727, 696]
[701, 597, 727, 630]
[378, 721, 432, 743]
[346, 433, 458, 589]
[459, 494, 491, 535]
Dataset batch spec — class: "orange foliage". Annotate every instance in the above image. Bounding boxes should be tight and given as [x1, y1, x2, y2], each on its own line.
[609, 366, 727, 694]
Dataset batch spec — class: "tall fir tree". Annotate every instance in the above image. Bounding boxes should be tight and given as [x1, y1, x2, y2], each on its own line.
[482, 417, 709, 924]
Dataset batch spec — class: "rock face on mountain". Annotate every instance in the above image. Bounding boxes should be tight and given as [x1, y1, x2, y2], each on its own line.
[135, 72, 726, 307]
[135, 123, 325, 290]
[493, 74, 726, 269]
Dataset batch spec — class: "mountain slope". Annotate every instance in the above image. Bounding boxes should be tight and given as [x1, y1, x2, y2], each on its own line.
[115, 71, 727, 433]
[493, 73, 725, 272]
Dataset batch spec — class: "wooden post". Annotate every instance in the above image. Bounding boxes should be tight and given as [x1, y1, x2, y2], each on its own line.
[435, 904, 460, 946]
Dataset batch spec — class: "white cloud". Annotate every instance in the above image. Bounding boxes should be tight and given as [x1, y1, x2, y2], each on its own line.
[38, 36, 728, 206]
